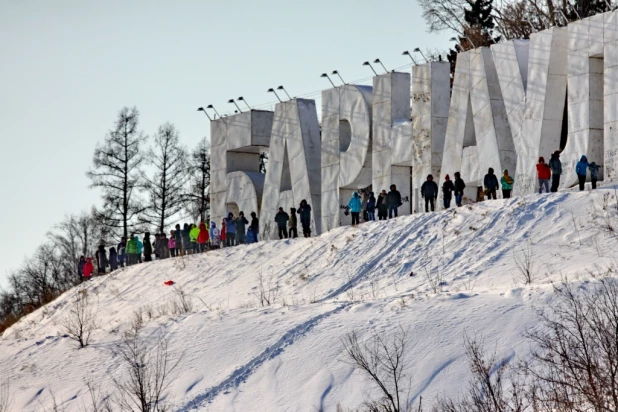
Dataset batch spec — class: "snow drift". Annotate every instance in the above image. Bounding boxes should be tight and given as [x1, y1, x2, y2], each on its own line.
[2, 186, 618, 411]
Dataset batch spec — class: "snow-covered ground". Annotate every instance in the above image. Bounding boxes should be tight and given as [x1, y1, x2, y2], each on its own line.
[2, 185, 617, 411]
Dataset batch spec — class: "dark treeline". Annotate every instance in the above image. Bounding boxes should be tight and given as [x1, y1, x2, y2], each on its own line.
[0, 107, 211, 333]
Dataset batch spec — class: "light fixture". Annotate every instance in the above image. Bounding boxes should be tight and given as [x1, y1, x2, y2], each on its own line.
[331, 70, 346, 85]
[362, 61, 378, 76]
[228, 99, 242, 112]
[413, 48, 428, 63]
[402, 50, 418, 65]
[321, 73, 336, 88]
[373, 58, 388, 73]
[267, 88, 282, 102]
[197, 107, 212, 121]
[206, 104, 221, 118]
[277, 85, 292, 100]
[237, 96, 251, 110]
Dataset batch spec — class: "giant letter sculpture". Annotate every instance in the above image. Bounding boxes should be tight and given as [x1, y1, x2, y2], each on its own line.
[410, 62, 450, 211]
[372, 72, 412, 214]
[441, 48, 516, 198]
[210, 110, 273, 228]
[492, 29, 568, 195]
[561, 15, 606, 186]
[321, 85, 373, 231]
[260, 99, 322, 239]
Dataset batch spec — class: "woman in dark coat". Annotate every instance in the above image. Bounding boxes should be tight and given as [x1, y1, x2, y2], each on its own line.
[297, 200, 312, 237]
[95, 245, 108, 275]
[109, 247, 118, 270]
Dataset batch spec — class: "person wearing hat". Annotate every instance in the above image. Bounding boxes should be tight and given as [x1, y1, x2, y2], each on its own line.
[275, 207, 289, 239]
[549, 151, 562, 192]
[501, 170, 514, 199]
[442, 174, 455, 209]
[421, 175, 439, 212]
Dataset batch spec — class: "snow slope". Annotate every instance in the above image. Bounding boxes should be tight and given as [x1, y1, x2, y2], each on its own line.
[2, 186, 618, 411]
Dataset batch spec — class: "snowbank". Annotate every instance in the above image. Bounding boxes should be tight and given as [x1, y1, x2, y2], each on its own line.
[2, 186, 617, 411]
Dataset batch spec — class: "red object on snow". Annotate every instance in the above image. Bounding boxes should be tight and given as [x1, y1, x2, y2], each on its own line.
[164, 280, 175, 286]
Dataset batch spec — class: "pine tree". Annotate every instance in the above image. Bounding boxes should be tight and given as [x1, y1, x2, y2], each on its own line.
[141, 123, 189, 233]
[87, 107, 148, 239]
[185, 137, 211, 223]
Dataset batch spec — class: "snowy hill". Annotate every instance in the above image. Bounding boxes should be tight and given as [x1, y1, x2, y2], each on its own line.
[2, 186, 617, 411]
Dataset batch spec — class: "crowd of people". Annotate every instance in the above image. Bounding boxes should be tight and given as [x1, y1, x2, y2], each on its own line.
[77, 152, 602, 280]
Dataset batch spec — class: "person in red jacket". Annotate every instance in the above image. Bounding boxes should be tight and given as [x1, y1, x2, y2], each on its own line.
[197, 222, 209, 252]
[82, 257, 94, 281]
[536, 156, 551, 194]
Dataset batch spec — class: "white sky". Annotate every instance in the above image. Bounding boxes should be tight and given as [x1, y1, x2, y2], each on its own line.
[0, 0, 450, 285]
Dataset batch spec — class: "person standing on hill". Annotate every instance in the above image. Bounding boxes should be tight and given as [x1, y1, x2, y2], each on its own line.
[275, 207, 290, 239]
[169, 231, 176, 257]
[143, 232, 153, 262]
[536, 157, 551, 194]
[501, 170, 514, 199]
[289, 208, 298, 238]
[181, 223, 191, 254]
[387, 185, 402, 218]
[576, 155, 589, 191]
[484, 168, 499, 200]
[225, 213, 237, 247]
[197, 222, 209, 252]
[250, 212, 259, 242]
[117, 237, 126, 268]
[190, 223, 199, 252]
[109, 247, 118, 270]
[421, 175, 439, 212]
[549, 151, 562, 192]
[160, 233, 170, 259]
[588, 162, 600, 189]
[361, 190, 369, 222]
[82, 257, 94, 281]
[454, 172, 466, 207]
[367, 192, 376, 221]
[174, 224, 183, 256]
[126, 235, 137, 266]
[135, 235, 143, 263]
[348, 192, 362, 225]
[77, 256, 86, 280]
[96, 244, 108, 274]
[220, 219, 226, 248]
[236, 212, 249, 244]
[442, 174, 455, 209]
[297, 200, 312, 237]
[377, 190, 388, 220]
[209, 221, 221, 249]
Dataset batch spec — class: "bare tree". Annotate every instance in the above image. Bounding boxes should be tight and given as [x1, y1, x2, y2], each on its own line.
[185, 137, 210, 223]
[341, 327, 418, 412]
[437, 335, 529, 412]
[512, 241, 537, 285]
[113, 320, 181, 412]
[524, 274, 618, 411]
[87, 106, 148, 240]
[61, 289, 97, 348]
[141, 123, 189, 233]
[84, 379, 113, 412]
[48, 211, 110, 282]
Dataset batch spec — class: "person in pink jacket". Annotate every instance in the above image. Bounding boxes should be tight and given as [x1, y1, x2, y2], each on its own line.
[169, 230, 177, 257]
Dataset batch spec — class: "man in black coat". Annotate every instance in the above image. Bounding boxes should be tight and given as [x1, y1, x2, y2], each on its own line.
[143, 232, 153, 262]
[386, 185, 402, 219]
[249, 212, 259, 242]
[421, 175, 439, 212]
[236, 211, 249, 244]
[454, 172, 466, 207]
[483, 168, 499, 200]
[274, 207, 289, 239]
[297, 199, 312, 237]
[377, 190, 388, 220]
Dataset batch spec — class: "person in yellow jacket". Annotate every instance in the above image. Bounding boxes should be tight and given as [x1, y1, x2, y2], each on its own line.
[189, 224, 200, 254]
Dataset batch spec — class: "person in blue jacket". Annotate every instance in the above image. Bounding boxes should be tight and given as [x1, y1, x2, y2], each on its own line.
[576, 155, 589, 191]
[348, 192, 362, 226]
[225, 212, 237, 246]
